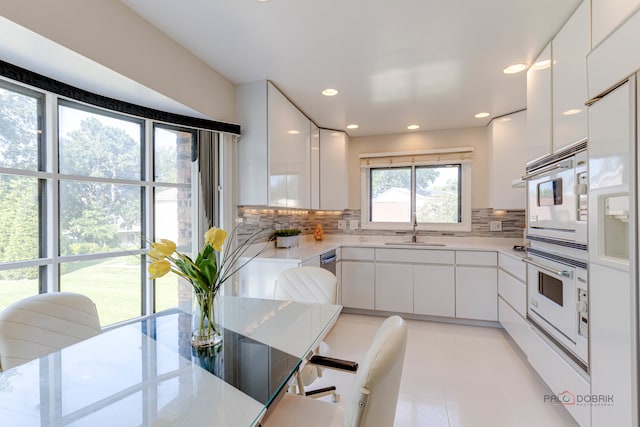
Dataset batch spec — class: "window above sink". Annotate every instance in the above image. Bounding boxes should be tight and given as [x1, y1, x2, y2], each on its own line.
[359, 148, 473, 232]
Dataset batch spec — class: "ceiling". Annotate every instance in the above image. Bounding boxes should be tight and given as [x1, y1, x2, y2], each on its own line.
[120, 0, 582, 137]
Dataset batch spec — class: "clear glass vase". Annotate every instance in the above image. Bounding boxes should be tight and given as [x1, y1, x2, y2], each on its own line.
[192, 290, 222, 348]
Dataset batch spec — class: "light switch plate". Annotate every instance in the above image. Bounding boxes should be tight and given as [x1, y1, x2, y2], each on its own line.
[489, 221, 502, 232]
[349, 220, 359, 230]
[338, 220, 347, 230]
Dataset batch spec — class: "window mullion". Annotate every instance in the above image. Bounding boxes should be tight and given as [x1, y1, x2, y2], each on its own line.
[143, 119, 154, 317]
[46, 93, 60, 293]
[411, 164, 416, 224]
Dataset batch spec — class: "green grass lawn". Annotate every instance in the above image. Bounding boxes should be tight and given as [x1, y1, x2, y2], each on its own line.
[0, 257, 180, 326]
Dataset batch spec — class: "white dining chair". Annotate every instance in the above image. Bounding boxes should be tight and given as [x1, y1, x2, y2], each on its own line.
[274, 266, 338, 305]
[274, 266, 343, 400]
[262, 315, 408, 427]
[0, 292, 102, 371]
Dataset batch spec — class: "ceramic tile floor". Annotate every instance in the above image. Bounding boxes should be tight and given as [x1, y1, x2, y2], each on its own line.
[309, 313, 579, 427]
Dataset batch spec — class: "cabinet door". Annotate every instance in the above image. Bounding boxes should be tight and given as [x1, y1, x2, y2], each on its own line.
[319, 129, 348, 210]
[488, 110, 526, 209]
[455, 266, 497, 321]
[526, 43, 552, 162]
[341, 261, 374, 310]
[267, 83, 291, 207]
[286, 109, 311, 208]
[592, 0, 640, 47]
[310, 124, 320, 210]
[375, 263, 413, 313]
[552, 1, 589, 152]
[236, 81, 269, 206]
[413, 265, 455, 317]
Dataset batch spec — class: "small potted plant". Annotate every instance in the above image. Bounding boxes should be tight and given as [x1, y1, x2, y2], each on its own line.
[275, 228, 302, 248]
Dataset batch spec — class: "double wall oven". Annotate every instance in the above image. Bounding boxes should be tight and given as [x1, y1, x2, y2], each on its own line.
[523, 140, 589, 371]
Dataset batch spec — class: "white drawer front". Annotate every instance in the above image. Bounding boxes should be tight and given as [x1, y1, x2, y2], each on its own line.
[498, 269, 526, 317]
[341, 247, 375, 261]
[498, 253, 526, 281]
[498, 297, 534, 356]
[527, 329, 590, 427]
[375, 248, 453, 264]
[456, 251, 497, 266]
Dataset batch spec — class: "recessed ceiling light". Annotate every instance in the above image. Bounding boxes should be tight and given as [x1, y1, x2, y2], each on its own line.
[407, 125, 420, 130]
[287, 130, 300, 134]
[563, 109, 582, 116]
[256, 0, 270, 2]
[496, 117, 512, 123]
[475, 112, 490, 118]
[321, 88, 339, 97]
[531, 60, 551, 70]
[346, 124, 359, 130]
[503, 63, 527, 74]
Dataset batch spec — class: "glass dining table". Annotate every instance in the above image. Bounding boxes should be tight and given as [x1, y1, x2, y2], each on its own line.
[0, 296, 342, 426]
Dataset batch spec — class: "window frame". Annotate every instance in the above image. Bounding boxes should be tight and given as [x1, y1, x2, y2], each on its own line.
[360, 159, 472, 232]
[0, 76, 217, 325]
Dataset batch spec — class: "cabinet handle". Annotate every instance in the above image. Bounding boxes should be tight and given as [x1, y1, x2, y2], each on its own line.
[523, 258, 573, 279]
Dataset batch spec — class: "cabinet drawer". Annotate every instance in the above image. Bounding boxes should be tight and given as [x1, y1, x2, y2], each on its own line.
[498, 253, 526, 280]
[498, 297, 534, 356]
[498, 270, 526, 317]
[456, 251, 497, 266]
[375, 248, 453, 264]
[527, 327, 590, 426]
[341, 247, 375, 261]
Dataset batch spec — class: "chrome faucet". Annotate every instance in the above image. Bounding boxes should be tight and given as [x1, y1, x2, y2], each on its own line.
[411, 213, 418, 242]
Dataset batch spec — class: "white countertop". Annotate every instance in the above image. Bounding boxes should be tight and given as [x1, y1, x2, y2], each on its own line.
[253, 235, 527, 263]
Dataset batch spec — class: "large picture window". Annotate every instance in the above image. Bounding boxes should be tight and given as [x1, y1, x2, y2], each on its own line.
[0, 79, 212, 326]
[362, 150, 472, 231]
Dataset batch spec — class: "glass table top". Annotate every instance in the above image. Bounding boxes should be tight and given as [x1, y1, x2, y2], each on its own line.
[0, 296, 342, 426]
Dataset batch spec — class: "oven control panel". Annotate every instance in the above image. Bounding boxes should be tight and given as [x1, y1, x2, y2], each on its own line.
[577, 289, 588, 338]
[576, 171, 588, 221]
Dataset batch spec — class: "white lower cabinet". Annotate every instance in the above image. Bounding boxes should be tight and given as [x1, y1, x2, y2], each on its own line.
[341, 260, 374, 310]
[500, 298, 590, 427]
[413, 264, 455, 317]
[527, 327, 591, 427]
[456, 267, 497, 321]
[375, 263, 413, 313]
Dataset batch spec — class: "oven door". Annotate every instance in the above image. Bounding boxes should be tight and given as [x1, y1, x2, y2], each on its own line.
[525, 253, 578, 345]
[526, 158, 576, 237]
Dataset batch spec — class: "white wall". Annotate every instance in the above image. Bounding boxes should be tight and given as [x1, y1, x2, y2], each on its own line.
[347, 127, 489, 209]
[0, 0, 236, 123]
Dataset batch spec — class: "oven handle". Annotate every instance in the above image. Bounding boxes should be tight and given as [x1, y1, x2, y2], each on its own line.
[521, 159, 573, 181]
[523, 257, 574, 279]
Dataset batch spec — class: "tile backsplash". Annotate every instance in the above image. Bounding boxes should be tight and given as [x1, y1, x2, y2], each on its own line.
[237, 207, 525, 243]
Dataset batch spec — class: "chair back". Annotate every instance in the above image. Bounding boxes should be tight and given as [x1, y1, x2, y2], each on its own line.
[343, 315, 408, 427]
[0, 292, 102, 371]
[274, 266, 338, 304]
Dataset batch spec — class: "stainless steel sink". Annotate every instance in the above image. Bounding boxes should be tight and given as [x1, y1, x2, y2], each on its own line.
[384, 242, 446, 247]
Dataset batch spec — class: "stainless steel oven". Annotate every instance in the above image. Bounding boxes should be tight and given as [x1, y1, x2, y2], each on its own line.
[524, 141, 588, 247]
[525, 248, 589, 370]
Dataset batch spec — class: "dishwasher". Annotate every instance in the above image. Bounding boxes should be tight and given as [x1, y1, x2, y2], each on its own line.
[319, 250, 337, 275]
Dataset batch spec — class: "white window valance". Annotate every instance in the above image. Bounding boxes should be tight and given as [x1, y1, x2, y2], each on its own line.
[359, 147, 474, 168]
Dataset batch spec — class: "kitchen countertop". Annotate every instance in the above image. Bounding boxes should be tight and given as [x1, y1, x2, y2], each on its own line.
[252, 235, 528, 263]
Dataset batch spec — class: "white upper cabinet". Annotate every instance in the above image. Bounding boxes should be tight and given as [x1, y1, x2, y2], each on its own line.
[526, 43, 552, 163]
[319, 129, 348, 210]
[236, 81, 312, 208]
[488, 110, 527, 209]
[236, 81, 268, 206]
[268, 83, 311, 208]
[592, 0, 640, 47]
[310, 124, 320, 210]
[552, 1, 590, 152]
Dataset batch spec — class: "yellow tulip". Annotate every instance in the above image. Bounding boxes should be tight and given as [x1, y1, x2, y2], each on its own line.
[149, 239, 176, 259]
[148, 259, 171, 279]
[204, 227, 227, 251]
